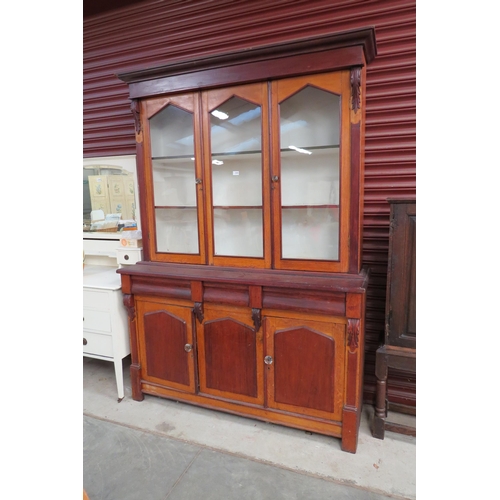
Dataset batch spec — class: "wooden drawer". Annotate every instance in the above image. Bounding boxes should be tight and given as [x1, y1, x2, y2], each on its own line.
[83, 308, 111, 332]
[83, 289, 110, 311]
[83, 331, 113, 358]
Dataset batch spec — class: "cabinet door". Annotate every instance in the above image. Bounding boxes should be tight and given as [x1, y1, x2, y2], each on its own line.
[202, 83, 271, 268]
[264, 316, 345, 421]
[197, 304, 264, 405]
[143, 93, 206, 264]
[136, 299, 196, 394]
[271, 71, 351, 272]
[386, 200, 416, 348]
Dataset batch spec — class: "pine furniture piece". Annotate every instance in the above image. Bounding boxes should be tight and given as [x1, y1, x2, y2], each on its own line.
[373, 198, 416, 438]
[117, 27, 377, 453]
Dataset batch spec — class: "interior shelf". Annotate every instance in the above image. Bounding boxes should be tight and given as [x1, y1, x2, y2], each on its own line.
[282, 205, 339, 209]
[152, 145, 339, 161]
[155, 205, 197, 209]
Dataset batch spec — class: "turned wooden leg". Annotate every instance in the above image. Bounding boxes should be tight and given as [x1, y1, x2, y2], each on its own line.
[373, 348, 388, 439]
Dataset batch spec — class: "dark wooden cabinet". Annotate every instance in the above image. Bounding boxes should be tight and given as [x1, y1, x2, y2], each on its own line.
[117, 28, 377, 453]
[385, 201, 416, 349]
[120, 264, 369, 452]
[373, 198, 416, 438]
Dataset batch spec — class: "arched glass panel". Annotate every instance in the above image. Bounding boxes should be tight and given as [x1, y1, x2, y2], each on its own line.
[279, 86, 340, 261]
[210, 97, 263, 258]
[150, 105, 199, 254]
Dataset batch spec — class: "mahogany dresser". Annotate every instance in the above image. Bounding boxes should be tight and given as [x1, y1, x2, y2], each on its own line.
[117, 27, 377, 453]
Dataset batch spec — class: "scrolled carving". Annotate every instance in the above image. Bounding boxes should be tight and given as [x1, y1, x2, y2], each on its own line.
[347, 318, 360, 351]
[123, 294, 136, 321]
[350, 67, 361, 113]
[251, 308, 262, 332]
[193, 302, 204, 324]
[131, 99, 142, 134]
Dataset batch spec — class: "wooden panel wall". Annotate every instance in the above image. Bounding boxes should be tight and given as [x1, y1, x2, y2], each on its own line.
[83, 0, 416, 407]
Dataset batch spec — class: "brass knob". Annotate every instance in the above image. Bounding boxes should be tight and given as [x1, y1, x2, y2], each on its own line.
[264, 355, 273, 365]
[272, 175, 279, 182]
[124, 254, 129, 260]
[184, 344, 193, 352]
[83, 338, 87, 346]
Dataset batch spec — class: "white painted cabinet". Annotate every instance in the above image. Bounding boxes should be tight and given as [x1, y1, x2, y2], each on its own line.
[83, 265, 130, 401]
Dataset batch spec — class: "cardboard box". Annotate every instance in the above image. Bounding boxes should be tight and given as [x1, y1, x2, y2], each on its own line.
[120, 238, 143, 248]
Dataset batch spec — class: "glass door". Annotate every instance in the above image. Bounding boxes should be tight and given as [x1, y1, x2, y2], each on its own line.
[271, 72, 351, 272]
[144, 94, 206, 263]
[203, 83, 271, 268]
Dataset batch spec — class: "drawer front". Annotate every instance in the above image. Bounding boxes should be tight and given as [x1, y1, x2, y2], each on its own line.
[83, 289, 110, 311]
[83, 331, 113, 357]
[116, 248, 143, 265]
[83, 308, 111, 332]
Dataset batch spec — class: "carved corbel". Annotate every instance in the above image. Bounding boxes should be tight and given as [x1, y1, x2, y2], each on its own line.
[123, 294, 136, 321]
[350, 67, 361, 113]
[347, 318, 360, 352]
[251, 308, 262, 332]
[193, 302, 204, 324]
[131, 99, 142, 138]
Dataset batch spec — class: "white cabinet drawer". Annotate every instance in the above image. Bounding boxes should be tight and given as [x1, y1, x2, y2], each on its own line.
[116, 247, 142, 265]
[83, 308, 111, 332]
[83, 331, 113, 357]
[83, 289, 110, 310]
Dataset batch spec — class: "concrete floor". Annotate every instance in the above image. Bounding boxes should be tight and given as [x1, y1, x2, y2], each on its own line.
[83, 356, 416, 500]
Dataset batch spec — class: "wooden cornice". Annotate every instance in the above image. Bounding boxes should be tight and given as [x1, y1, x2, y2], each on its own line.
[116, 27, 377, 98]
